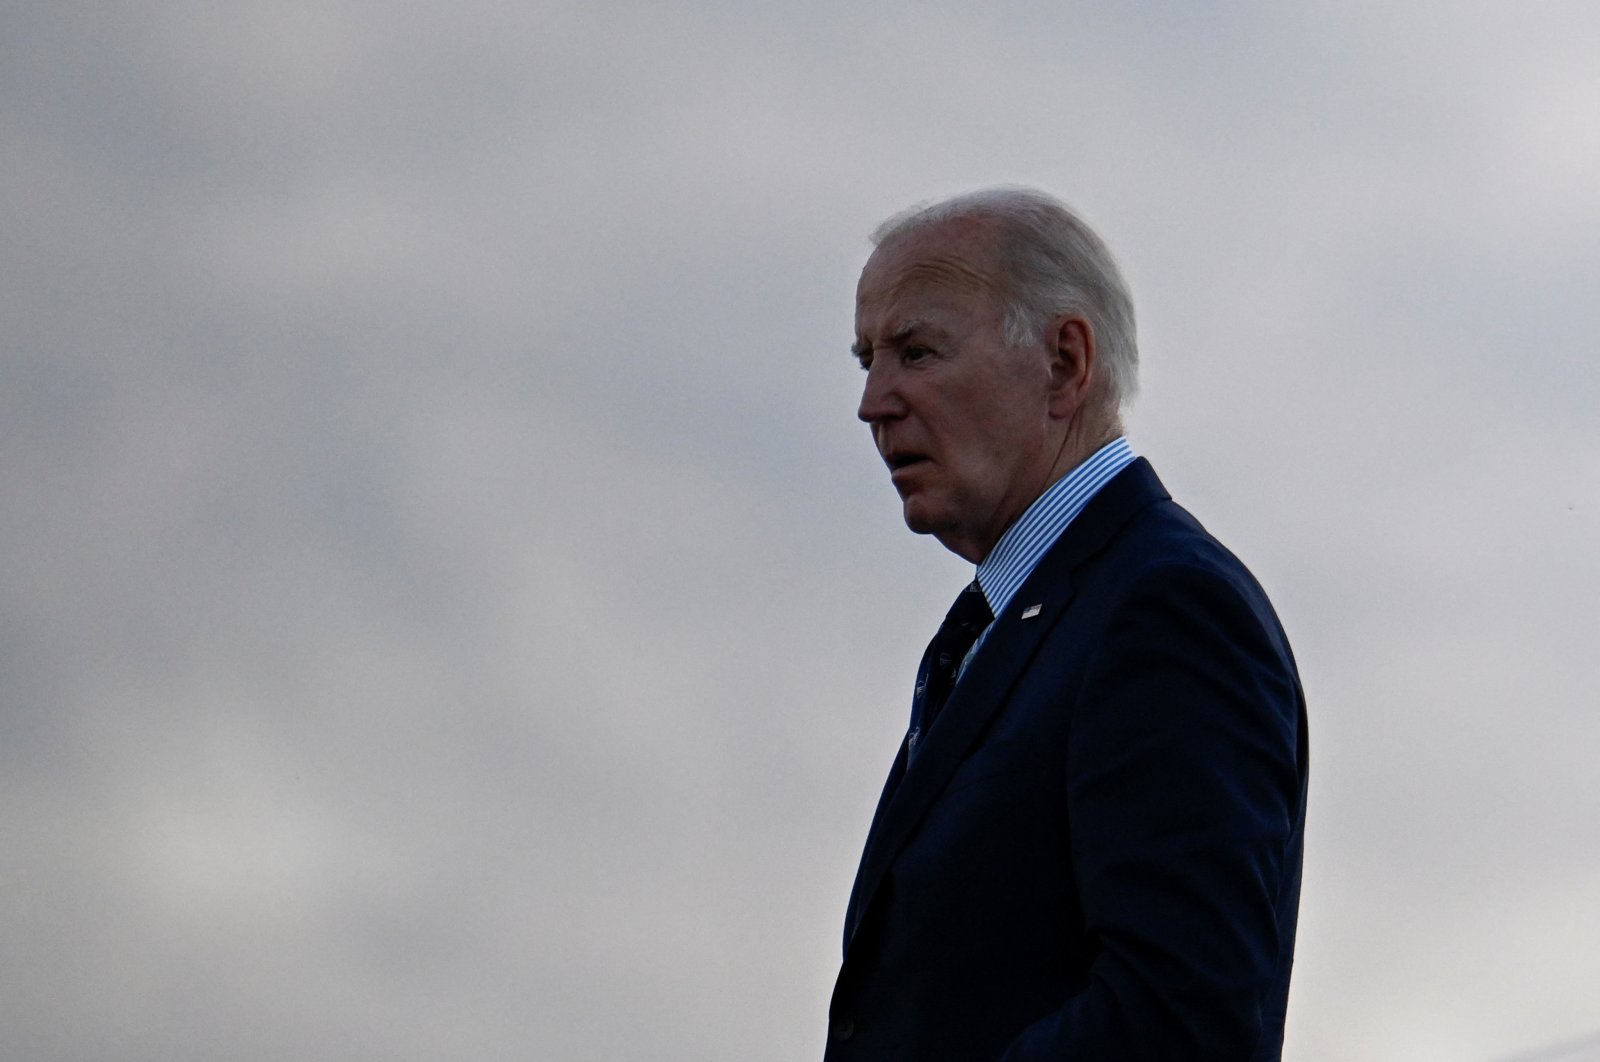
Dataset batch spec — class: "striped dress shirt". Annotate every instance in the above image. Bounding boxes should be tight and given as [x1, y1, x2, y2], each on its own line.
[962, 436, 1136, 674]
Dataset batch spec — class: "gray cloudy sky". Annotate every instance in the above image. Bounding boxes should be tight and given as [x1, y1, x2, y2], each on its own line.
[4, 2, 1598, 1059]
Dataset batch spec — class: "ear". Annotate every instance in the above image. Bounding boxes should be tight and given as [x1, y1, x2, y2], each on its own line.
[1045, 315, 1096, 420]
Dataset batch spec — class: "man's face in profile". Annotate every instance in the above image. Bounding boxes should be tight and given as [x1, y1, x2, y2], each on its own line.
[853, 224, 1060, 562]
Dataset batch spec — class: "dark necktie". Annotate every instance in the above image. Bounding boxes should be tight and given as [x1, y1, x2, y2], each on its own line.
[909, 580, 994, 751]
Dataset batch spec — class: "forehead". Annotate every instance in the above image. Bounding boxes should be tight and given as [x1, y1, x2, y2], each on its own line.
[855, 222, 1003, 330]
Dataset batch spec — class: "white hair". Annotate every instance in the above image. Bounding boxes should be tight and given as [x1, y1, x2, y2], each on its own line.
[870, 187, 1139, 410]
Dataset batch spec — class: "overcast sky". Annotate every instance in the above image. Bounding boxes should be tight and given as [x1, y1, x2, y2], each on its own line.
[3, 3, 1598, 1060]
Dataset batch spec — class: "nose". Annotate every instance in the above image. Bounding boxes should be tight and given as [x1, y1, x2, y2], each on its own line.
[857, 360, 903, 424]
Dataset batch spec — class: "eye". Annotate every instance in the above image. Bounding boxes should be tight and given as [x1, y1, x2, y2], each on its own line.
[854, 350, 873, 371]
[903, 345, 934, 364]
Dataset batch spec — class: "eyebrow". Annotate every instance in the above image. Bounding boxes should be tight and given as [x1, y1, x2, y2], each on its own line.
[852, 319, 936, 359]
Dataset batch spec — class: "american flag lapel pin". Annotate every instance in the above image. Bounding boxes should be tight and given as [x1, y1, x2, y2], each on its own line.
[1020, 603, 1043, 620]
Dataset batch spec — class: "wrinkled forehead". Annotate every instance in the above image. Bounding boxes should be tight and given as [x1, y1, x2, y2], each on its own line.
[855, 221, 1005, 327]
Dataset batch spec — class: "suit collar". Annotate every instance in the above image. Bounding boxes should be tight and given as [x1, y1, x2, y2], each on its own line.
[975, 436, 1136, 619]
[844, 458, 1170, 950]
[1032, 457, 1169, 574]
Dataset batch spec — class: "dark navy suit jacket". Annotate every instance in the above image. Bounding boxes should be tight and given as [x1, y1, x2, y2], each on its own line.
[827, 460, 1307, 1061]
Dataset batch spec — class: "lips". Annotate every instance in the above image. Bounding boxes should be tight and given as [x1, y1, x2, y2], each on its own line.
[885, 452, 931, 488]
[886, 452, 929, 472]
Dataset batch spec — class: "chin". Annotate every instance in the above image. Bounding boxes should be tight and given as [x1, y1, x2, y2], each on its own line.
[900, 499, 949, 538]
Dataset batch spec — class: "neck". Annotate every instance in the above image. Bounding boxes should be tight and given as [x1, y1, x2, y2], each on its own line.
[944, 419, 1124, 565]
[1045, 409, 1120, 488]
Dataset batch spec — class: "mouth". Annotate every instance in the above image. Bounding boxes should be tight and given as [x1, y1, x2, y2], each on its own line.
[886, 452, 930, 474]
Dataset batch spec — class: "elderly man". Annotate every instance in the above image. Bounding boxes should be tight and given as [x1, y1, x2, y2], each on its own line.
[828, 189, 1307, 1061]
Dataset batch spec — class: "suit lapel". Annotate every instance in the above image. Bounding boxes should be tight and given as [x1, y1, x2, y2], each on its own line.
[844, 459, 1171, 951]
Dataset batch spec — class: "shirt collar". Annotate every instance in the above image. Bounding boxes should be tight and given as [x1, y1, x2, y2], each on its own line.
[974, 436, 1136, 620]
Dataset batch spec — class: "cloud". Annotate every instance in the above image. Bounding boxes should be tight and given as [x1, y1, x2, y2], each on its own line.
[3, 2, 1598, 1059]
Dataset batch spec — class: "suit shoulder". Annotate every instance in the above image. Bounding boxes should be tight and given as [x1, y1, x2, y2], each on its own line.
[1089, 498, 1292, 644]
[1107, 498, 1260, 583]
